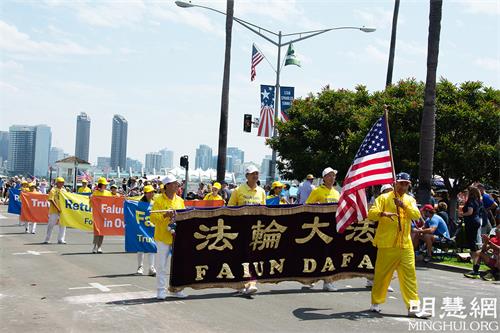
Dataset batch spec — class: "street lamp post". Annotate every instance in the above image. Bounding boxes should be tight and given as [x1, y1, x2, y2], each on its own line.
[176, 1, 375, 182]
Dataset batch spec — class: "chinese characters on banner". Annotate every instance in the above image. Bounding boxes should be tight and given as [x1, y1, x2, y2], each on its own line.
[169, 204, 378, 290]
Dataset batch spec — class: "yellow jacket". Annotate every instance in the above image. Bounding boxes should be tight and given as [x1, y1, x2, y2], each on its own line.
[203, 192, 223, 201]
[77, 186, 92, 194]
[151, 193, 185, 245]
[305, 184, 340, 204]
[48, 187, 66, 214]
[228, 183, 266, 206]
[368, 191, 421, 249]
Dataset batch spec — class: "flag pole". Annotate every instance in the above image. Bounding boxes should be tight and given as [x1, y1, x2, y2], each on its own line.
[383, 105, 401, 232]
[383, 105, 396, 180]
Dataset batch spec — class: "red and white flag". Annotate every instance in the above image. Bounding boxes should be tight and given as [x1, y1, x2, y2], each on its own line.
[336, 114, 395, 233]
[251, 43, 264, 81]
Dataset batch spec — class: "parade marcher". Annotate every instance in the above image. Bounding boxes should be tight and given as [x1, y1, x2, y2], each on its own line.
[305, 168, 340, 204]
[203, 182, 223, 201]
[110, 184, 120, 196]
[77, 179, 92, 194]
[137, 185, 156, 276]
[368, 172, 431, 318]
[228, 165, 266, 295]
[18, 180, 29, 226]
[25, 182, 39, 234]
[266, 181, 287, 204]
[366, 184, 395, 292]
[91, 177, 111, 253]
[305, 167, 340, 292]
[43, 177, 67, 244]
[150, 175, 186, 299]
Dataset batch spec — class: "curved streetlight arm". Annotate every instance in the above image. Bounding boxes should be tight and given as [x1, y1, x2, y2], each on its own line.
[282, 26, 376, 47]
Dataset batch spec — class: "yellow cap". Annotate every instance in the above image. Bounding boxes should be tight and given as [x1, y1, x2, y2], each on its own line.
[29, 182, 36, 187]
[81, 179, 88, 183]
[56, 177, 65, 183]
[97, 177, 108, 185]
[271, 181, 284, 189]
[21, 180, 28, 185]
[159, 184, 164, 189]
[212, 182, 221, 190]
[143, 185, 155, 193]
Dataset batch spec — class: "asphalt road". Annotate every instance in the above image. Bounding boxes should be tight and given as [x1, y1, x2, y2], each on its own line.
[1, 205, 499, 333]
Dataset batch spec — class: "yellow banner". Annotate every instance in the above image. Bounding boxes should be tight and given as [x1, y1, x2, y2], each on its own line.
[59, 191, 93, 231]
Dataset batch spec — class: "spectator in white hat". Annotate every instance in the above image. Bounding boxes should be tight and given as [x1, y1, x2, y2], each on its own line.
[150, 174, 186, 300]
[227, 165, 266, 295]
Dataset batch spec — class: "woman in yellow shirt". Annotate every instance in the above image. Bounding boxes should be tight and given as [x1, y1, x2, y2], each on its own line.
[91, 178, 111, 253]
[203, 182, 223, 201]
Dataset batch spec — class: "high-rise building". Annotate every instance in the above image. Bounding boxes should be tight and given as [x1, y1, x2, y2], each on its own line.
[159, 148, 174, 169]
[7, 125, 35, 176]
[49, 147, 65, 166]
[110, 115, 127, 171]
[0, 131, 9, 164]
[195, 144, 212, 171]
[7, 125, 51, 177]
[97, 157, 111, 169]
[75, 112, 91, 162]
[126, 158, 143, 173]
[33, 125, 51, 177]
[145, 152, 162, 174]
[227, 147, 244, 165]
[260, 155, 272, 181]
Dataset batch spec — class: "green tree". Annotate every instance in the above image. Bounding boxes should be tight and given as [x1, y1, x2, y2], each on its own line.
[268, 79, 499, 222]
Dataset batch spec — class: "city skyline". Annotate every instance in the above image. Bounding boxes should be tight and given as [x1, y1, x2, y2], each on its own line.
[0, 1, 498, 168]
[74, 112, 90, 162]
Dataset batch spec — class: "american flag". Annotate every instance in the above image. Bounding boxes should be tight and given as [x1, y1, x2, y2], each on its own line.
[251, 43, 264, 81]
[76, 169, 92, 183]
[258, 85, 275, 137]
[336, 114, 395, 233]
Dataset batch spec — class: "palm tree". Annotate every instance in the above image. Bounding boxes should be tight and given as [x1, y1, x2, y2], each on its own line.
[417, 0, 443, 204]
[216, 0, 234, 182]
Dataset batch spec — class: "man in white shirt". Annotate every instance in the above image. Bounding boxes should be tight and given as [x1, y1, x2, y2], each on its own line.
[297, 174, 315, 204]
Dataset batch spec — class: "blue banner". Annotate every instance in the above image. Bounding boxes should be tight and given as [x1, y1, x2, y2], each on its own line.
[124, 200, 157, 253]
[266, 196, 280, 205]
[280, 86, 294, 121]
[8, 188, 21, 215]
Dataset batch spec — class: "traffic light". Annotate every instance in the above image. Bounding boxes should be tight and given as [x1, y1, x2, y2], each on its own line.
[180, 155, 189, 169]
[244, 114, 252, 132]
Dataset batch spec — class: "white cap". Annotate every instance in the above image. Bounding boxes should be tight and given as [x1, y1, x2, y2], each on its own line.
[380, 184, 393, 192]
[245, 165, 259, 174]
[322, 167, 338, 178]
[161, 174, 180, 185]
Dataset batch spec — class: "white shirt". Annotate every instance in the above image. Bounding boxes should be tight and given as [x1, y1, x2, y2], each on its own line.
[297, 180, 315, 204]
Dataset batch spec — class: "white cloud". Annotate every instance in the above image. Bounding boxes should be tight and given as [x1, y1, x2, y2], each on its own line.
[0, 20, 110, 56]
[461, 0, 500, 15]
[365, 44, 387, 63]
[354, 7, 394, 31]
[474, 57, 500, 71]
[0, 81, 20, 93]
[0, 60, 24, 72]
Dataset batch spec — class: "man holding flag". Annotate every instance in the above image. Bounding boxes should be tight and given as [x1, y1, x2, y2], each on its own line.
[335, 112, 430, 318]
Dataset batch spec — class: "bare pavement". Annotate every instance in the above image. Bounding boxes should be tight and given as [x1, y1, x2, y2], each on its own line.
[0, 205, 499, 333]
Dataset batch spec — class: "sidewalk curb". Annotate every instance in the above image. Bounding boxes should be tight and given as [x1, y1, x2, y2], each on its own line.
[417, 261, 470, 274]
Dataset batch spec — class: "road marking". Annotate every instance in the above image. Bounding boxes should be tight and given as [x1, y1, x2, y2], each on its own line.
[0, 214, 7, 219]
[69, 283, 131, 292]
[64, 290, 186, 304]
[13, 250, 56, 256]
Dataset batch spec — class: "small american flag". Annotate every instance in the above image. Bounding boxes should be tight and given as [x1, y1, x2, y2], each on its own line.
[258, 85, 275, 137]
[336, 114, 395, 233]
[76, 169, 92, 183]
[251, 43, 264, 81]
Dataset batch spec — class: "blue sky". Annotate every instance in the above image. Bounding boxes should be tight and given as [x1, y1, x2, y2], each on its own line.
[0, 0, 498, 167]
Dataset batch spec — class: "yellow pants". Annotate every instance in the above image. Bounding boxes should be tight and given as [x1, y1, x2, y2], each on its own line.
[371, 247, 419, 309]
